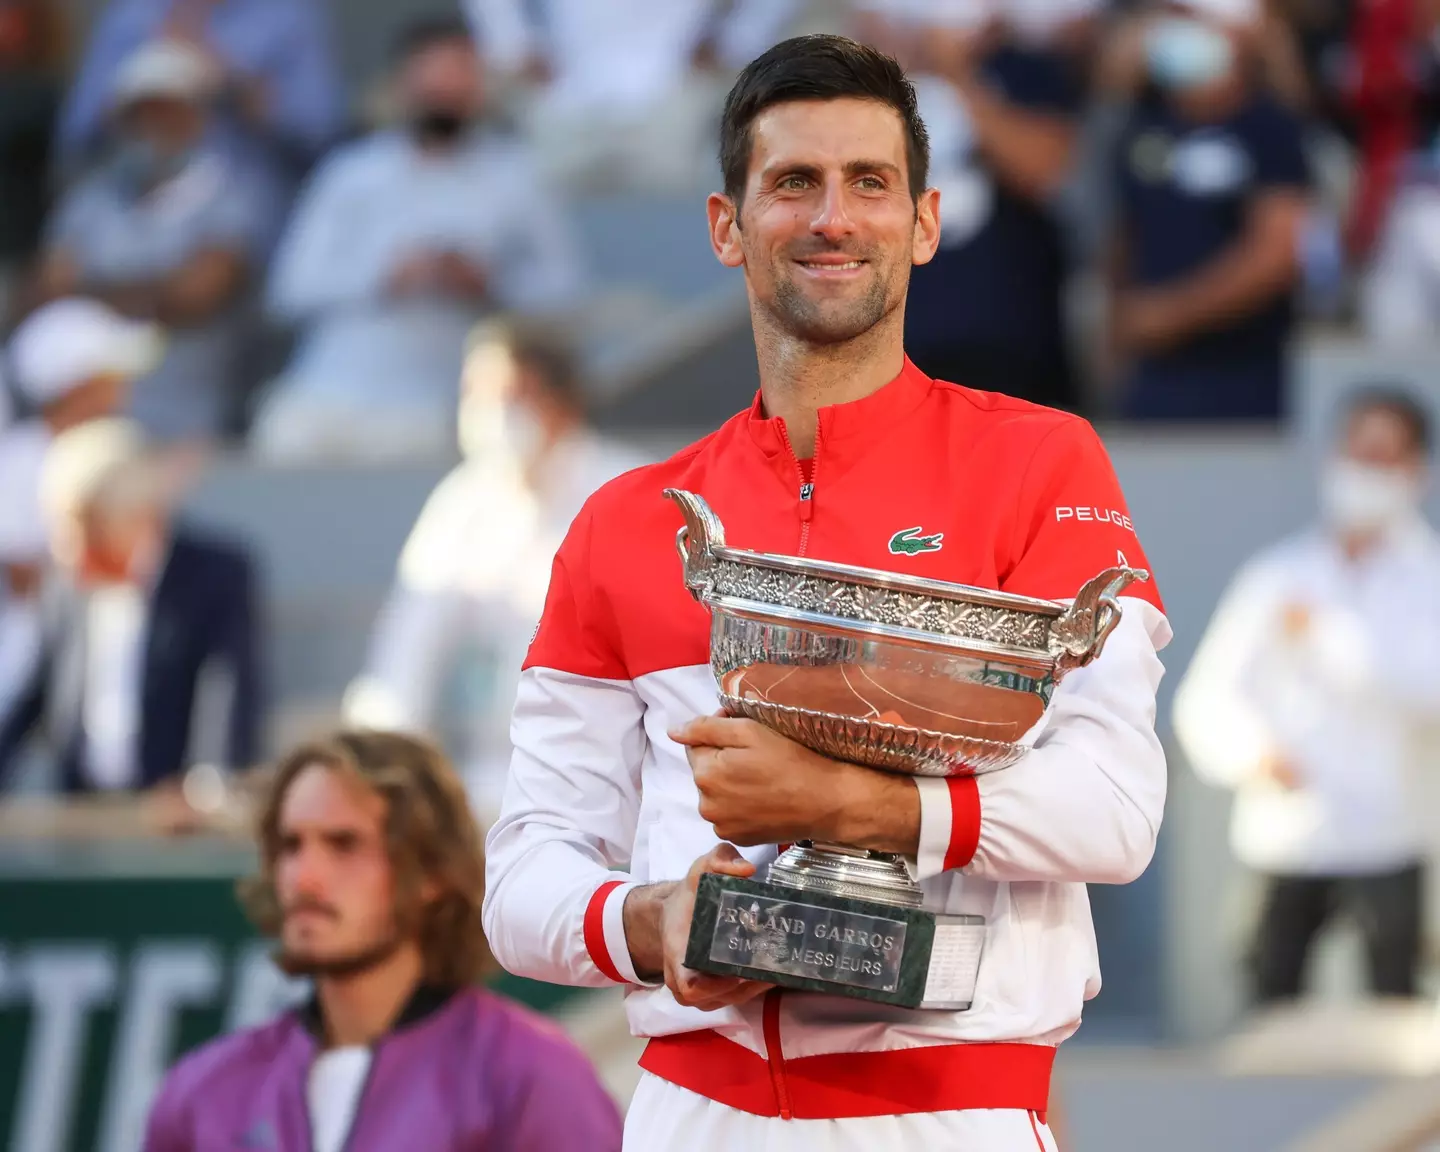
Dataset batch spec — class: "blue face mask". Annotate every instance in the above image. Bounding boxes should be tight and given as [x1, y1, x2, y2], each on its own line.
[110, 137, 190, 195]
[1145, 17, 1234, 90]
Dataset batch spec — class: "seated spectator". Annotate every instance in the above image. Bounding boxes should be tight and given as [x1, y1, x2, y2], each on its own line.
[0, 299, 160, 727]
[343, 320, 648, 819]
[0, 418, 263, 794]
[854, 0, 1085, 411]
[55, 0, 343, 188]
[25, 38, 281, 444]
[0, 0, 66, 317]
[465, 0, 798, 192]
[1174, 387, 1440, 1004]
[251, 19, 584, 465]
[1106, 0, 1313, 422]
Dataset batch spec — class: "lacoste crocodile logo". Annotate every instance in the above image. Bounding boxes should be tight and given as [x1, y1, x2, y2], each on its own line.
[888, 527, 944, 555]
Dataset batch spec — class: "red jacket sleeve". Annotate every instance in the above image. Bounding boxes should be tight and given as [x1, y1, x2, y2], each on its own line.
[1000, 419, 1164, 613]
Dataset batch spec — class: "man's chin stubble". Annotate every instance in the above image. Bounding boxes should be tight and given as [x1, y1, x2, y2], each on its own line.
[275, 934, 404, 979]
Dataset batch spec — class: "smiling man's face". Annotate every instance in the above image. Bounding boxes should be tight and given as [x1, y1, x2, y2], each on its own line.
[709, 96, 939, 346]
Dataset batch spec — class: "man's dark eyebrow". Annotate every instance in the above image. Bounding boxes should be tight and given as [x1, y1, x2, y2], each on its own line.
[759, 159, 904, 184]
[844, 159, 903, 180]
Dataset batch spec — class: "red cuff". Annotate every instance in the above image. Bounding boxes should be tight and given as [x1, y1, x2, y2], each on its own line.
[583, 879, 626, 983]
[943, 777, 981, 871]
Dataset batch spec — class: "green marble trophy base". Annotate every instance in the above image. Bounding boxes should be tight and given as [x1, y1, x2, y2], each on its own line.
[686, 873, 985, 1010]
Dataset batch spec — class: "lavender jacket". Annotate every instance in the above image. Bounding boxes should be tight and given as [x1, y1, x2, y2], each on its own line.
[143, 985, 623, 1151]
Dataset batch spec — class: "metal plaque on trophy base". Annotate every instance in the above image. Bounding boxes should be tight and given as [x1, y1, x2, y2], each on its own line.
[665, 488, 1149, 1008]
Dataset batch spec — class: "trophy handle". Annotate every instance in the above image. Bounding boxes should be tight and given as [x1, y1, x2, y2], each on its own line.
[1050, 566, 1150, 679]
[664, 488, 726, 600]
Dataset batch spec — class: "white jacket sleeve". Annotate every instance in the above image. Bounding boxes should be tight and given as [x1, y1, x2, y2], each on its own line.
[482, 668, 650, 987]
[913, 598, 1171, 885]
[481, 502, 653, 988]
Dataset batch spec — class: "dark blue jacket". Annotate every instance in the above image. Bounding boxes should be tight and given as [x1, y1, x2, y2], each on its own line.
[0, 525, 263, 792]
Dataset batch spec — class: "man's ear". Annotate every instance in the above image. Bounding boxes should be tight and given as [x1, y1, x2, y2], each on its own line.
[708, 192, 745, 268]
[912, 186, 942, 267]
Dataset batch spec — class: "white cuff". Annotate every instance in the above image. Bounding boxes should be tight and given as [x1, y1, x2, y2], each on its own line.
[913, 775, 953, 881]
[602, 881, 661, 987]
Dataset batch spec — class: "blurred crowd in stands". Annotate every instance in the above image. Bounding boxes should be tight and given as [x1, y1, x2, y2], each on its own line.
[0, 0, 1437, 1020]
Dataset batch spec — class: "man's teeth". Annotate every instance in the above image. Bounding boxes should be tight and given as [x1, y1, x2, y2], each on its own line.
[804, 260, 863, 269]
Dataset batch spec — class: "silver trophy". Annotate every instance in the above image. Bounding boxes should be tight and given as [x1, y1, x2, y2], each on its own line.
[665, 488, 1147, 1009]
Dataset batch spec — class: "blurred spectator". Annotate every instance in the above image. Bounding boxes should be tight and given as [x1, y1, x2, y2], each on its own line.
[1356, 0, 1440, 340]
[144, 730, 623, 1151]
[343, 321, 647, 818]
[1174, 387, 1440, 1004]
[0, 418, 262, 795]
[1106, 0, 1312, 422]
[0, 300, 159, 733]
[250, 18, 584, 465]
[856, 0, 1085, 411]
[57, 0, 343, 188]
[464, 0, 798, 192]
[0, 0, 66, 315]
[25, 38, 281, 444]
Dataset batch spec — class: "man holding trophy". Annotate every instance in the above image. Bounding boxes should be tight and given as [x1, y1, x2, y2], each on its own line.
[484, 33, 1171, 1151]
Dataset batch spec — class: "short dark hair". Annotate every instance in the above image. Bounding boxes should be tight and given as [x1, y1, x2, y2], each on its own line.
[718, 34, 930, 209]
[391, 15, 474, 63]
[1341, 384, 1432, 455]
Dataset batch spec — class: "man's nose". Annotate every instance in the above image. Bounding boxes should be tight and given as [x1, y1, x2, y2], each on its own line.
[811, 179, 856, 242]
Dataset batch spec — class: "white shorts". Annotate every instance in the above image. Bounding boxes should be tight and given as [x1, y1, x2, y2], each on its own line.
[622, 1072, 1060, 1152]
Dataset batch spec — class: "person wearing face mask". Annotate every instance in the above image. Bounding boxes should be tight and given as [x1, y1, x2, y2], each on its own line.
[343, 321, 647, 823]
[1174, 386, 1440, 1006]
[1105, 0, 1313, 422]
[250, 17, 584, 465]
[21, 36, 282, 443]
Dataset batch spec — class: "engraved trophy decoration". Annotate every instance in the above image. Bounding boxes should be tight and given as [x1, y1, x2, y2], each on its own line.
[664, 488, 1148, 1010]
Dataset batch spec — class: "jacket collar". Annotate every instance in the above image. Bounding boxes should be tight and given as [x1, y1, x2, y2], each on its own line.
[744, 355, 934, 467]
[297, 982, 462, 1045]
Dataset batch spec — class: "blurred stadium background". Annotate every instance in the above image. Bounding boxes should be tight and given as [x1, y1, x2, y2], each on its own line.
[3, 0, 1440, 1149]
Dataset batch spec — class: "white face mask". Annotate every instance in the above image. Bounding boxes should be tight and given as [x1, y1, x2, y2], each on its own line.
[502, 403, 547, 463]
[1320, 459, 1421, 533]
[1145, 17, 1235, 91]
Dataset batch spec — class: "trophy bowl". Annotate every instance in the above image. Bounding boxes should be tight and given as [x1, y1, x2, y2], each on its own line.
[665, 488, 1148, 780]
[665, 488, 1151, 1010]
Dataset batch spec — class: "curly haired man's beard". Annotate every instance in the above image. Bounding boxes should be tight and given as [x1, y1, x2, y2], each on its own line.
[276, 928, 406, 979]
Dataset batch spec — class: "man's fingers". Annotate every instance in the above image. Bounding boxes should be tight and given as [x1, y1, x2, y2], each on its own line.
[667, 714, 755, 749]
[689, 842, 756, 882]
[672, 969, 774, 1010]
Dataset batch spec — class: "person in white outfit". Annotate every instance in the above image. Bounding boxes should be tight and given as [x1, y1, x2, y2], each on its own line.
[0, 299, 161, 743]
[343, 319, 648, 821]
[1174, 385, 1440, 1003]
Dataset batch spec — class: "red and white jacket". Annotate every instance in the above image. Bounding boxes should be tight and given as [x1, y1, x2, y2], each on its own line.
[483, 360, 1171, 1121]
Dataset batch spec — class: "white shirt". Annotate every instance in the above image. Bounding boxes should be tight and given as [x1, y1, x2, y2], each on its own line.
[307, 1046, 372, 1152]
[1173, 519, 1440, 875]
[345, 431, 648, 816]
[266, 130, 584, 411]
[81, 582, 149, 791]
[0, 420, 51, 563]
[466, 0, 796, 114]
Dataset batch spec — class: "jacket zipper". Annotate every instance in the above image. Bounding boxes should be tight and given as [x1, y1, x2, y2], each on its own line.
[762, 987, 793, 1120]
[775, 423, 818, 558]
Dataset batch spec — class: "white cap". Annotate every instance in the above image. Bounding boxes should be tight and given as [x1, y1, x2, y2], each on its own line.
[1169, 0, 1260, 25]
[111, 38, 221, 108]
[8, 298, 163, 408]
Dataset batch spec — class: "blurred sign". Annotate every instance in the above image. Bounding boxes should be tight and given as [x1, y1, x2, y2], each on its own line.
[0, 871, 577, 1152]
